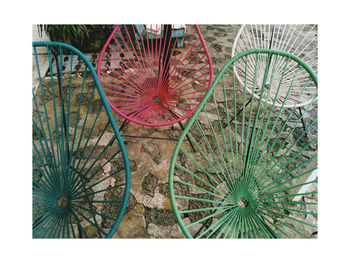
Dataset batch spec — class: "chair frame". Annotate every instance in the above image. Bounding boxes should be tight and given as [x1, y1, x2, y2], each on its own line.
[97, 24, 214, 128]
[32, 41, 131, 238]
[232, 24, 318, 109]
[169, 49, 318, 238]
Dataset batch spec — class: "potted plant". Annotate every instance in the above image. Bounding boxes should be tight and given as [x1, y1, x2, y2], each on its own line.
[37, 24, 114, 53]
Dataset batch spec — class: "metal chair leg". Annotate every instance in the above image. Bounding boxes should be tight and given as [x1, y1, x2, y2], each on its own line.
[119, 118, 129, 132]
[178, 121, 196, 152]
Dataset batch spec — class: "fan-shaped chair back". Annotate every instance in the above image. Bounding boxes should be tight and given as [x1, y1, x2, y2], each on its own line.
[32, 42, 130, 238]
[232, 24, 317, 108]
[97, 24, 213, 127]
[169, 49, 318, 238]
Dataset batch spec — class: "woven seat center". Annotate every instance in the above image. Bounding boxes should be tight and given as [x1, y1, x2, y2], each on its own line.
[57, 196, 69, 208]
[152, 96, 160, 103]
[238, 198, 249, 208]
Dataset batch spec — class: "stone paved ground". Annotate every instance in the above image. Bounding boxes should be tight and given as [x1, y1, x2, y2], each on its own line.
[33, 24, 317, 238]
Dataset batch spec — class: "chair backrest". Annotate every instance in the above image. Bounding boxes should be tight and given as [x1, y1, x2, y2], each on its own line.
[32, 42, 130, 238]
[97, 24, 213, 127]
[232, 24, 317, 108]
[169, 49, 318, 238]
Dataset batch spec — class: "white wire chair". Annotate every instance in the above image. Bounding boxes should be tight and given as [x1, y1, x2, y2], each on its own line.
[232, 24, 317, 108]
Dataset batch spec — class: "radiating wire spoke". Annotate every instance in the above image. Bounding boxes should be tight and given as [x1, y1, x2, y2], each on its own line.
[32, 41, 130, 238]
[169, 48, 317, 238]
[97, 24, 213, 127]
[232, 24, 317, 108]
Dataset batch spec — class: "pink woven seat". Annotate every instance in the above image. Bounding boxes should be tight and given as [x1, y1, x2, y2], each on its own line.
[97, 25, 213, 127]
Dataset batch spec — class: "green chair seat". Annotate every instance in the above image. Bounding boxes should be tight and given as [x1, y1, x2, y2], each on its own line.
[169, 49, 318, 238]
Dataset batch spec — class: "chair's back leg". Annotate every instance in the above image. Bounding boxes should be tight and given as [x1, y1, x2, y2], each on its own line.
[158, 25, 172, 93]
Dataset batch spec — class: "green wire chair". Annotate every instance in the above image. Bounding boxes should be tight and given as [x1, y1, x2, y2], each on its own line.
[169, 49, 318, 238]
[32, 42, 131, 238]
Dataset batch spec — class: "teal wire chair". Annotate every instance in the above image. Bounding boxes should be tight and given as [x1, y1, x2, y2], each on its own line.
[169, 49, 318, 238]
[32, 42, 131, 238]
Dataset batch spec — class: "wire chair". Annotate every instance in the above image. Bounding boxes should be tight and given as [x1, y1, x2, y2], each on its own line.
[97, 25, 213, 131]
[169, 49, 318, 238]
[232, 24, 317, 109]
[32, 42, 131, 238]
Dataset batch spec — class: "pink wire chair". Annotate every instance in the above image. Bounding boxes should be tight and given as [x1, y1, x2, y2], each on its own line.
[97, 25, 213, 131]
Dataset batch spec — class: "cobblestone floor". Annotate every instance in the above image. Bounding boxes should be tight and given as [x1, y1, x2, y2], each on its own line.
[33, 24, 317, 238]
